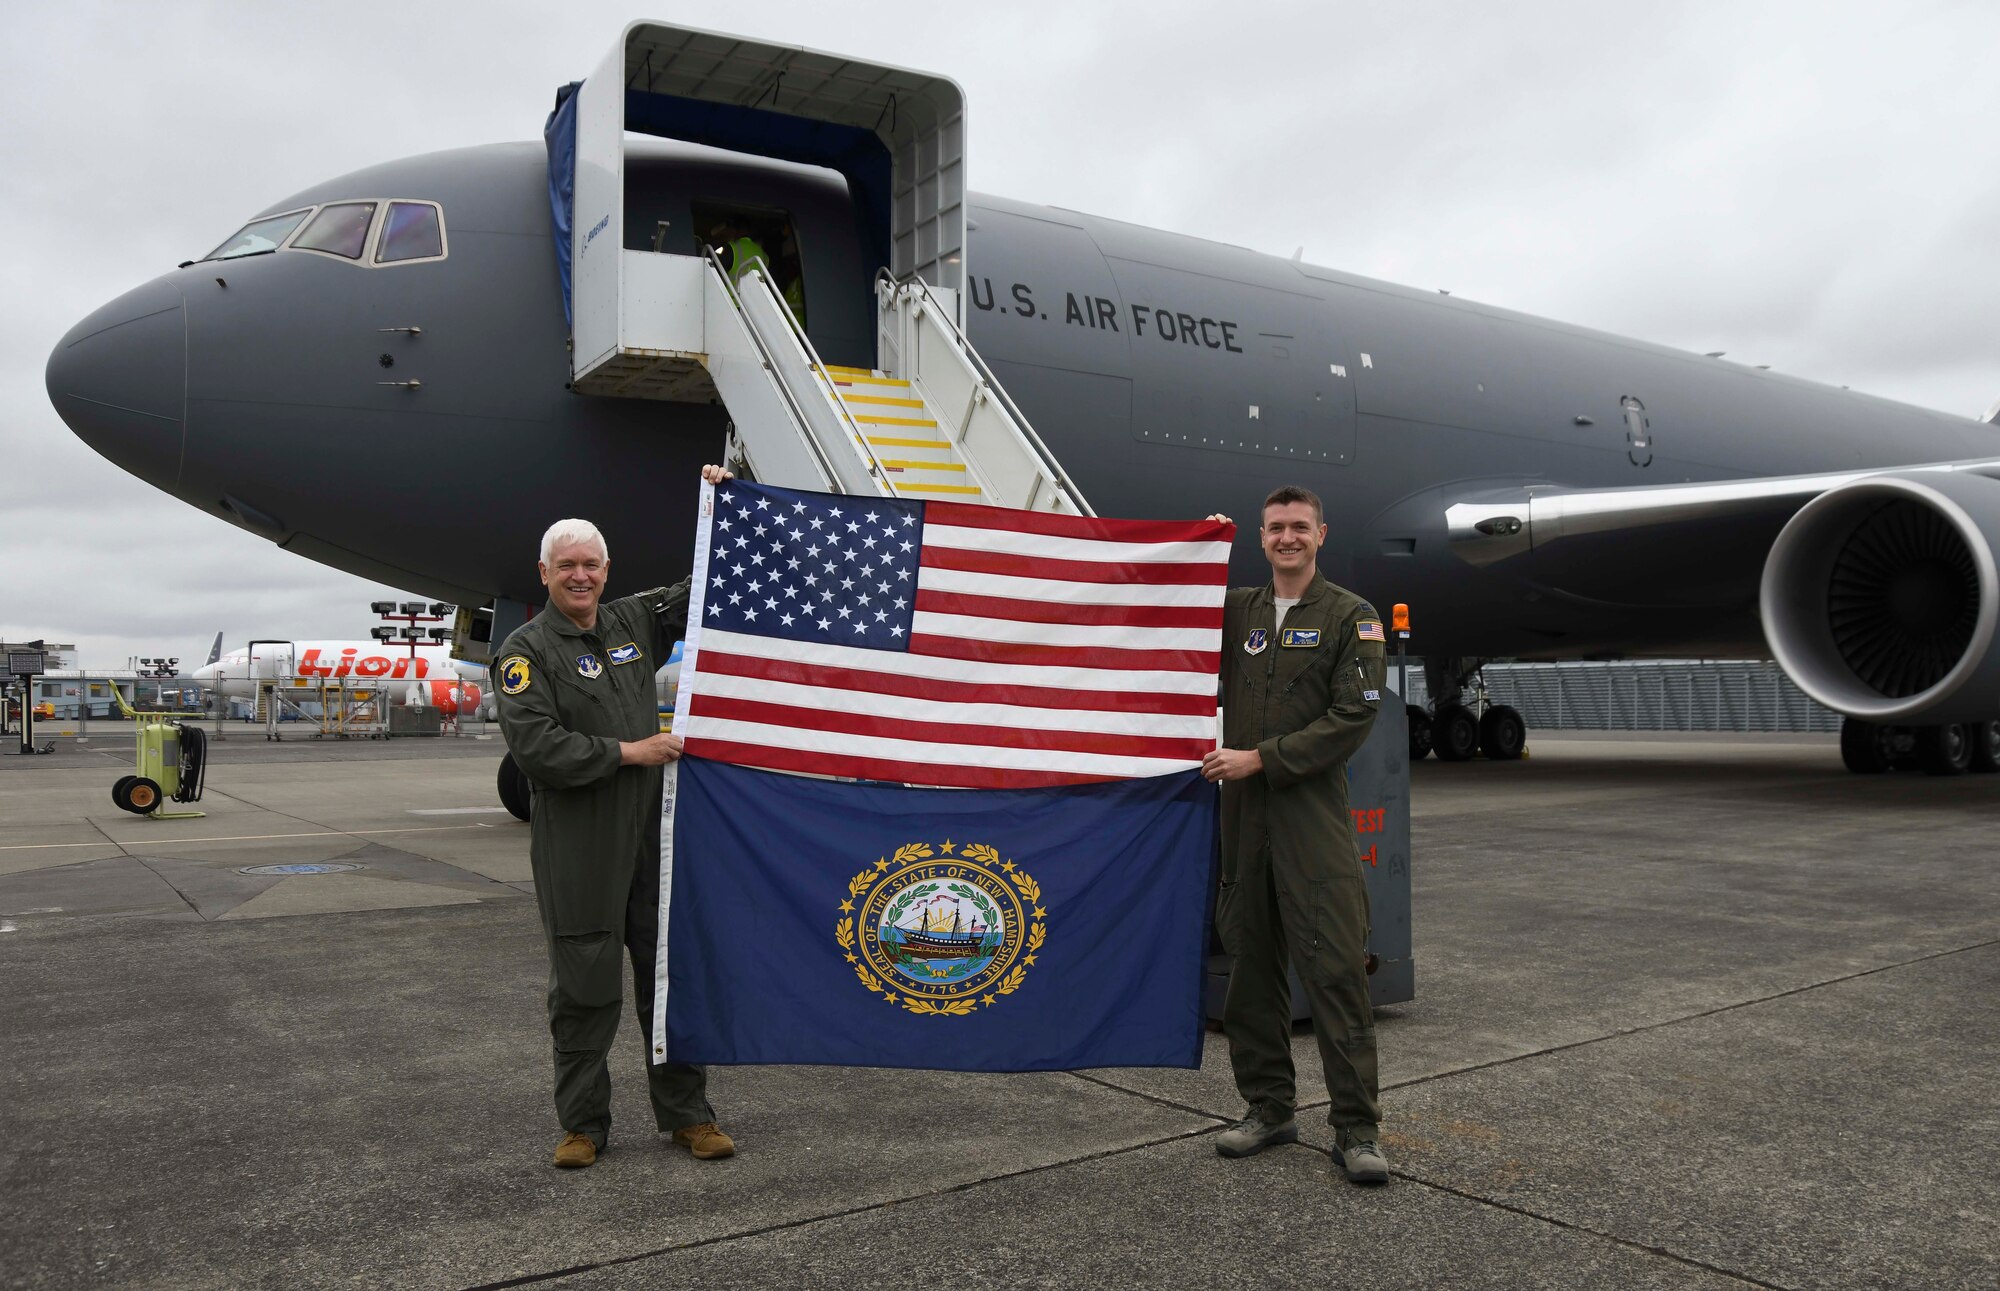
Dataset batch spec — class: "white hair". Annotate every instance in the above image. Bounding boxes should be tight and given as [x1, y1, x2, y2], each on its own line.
[539, 518, 609, 567]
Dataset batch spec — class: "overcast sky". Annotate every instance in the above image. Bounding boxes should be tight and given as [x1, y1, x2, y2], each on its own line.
[6, 1, 1998, 668]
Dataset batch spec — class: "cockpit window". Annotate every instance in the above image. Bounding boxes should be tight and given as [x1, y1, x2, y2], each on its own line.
[375, 202, 444, 263]
[292, 202, 378, 259]
[204, 209, 311, 261]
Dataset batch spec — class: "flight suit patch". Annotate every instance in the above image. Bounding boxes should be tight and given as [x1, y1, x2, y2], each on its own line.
[1244, 629, 1268, 655]
[1357, 620, 1386, 642]
[608, 642, 643, 666]
[576, 653, 604, 680]
[499, 656, 532, 695]
[1363, 689, 1381, 701]
[1280, 628, 1320, 648]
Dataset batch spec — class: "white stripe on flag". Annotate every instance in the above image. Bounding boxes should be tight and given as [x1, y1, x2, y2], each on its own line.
[697, 629, 1218, 695]
[694, 669, 1216, 739]
[921, 524, 1232, 565]
[683, 716, 1198, 778]
[910, 611, 1218, 651]
[916, 565, 1226, 606]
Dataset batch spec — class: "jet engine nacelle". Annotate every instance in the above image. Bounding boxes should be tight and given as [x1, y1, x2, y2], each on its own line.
[1762, 471, 2000, 723]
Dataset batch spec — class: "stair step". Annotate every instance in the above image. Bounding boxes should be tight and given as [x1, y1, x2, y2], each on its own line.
[852, 413, 940, 427]
[831, 373, 911, 389]
[879, 459, 966, 472]
[865, 434, 951, 449]
[839, 393, 926, 409]
[891, 480, 986, 496]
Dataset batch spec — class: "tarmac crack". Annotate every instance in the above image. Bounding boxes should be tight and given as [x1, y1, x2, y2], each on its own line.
[453, 1122, 1225, 1291]
[1297, 1147, 1799, 1291]
[1063, 1069, 1233, 1122]
[82, 817, 204, 920]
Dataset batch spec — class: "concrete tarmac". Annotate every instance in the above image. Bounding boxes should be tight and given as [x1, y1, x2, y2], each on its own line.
[1, 730, 1995, 1289]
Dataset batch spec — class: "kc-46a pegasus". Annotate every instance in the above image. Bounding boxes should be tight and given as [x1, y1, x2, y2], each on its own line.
[47, 21, 2000, 777]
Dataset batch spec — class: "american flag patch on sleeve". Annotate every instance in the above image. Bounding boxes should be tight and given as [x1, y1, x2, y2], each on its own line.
[1357, 620, 1386, 642]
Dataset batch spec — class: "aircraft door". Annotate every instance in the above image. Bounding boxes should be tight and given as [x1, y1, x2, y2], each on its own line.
[246, 640, 295, 681]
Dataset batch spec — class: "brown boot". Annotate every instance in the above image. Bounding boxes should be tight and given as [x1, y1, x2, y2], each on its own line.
[552, 1131, 598, 1169]
[671, 1121, 735, 1160]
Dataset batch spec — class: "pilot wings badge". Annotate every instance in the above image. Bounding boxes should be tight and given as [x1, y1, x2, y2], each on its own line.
[834, 841, 1047, 1017]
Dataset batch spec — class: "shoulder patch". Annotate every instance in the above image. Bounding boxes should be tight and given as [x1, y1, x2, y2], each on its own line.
[498, 656, 532, 695]
[1357, 620, 1386, 642]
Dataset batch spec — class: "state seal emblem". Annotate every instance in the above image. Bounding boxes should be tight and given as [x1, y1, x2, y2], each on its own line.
[835, 841, 1048, 1017]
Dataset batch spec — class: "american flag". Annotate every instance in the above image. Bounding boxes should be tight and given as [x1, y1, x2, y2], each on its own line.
[673, 480, 1233, 788]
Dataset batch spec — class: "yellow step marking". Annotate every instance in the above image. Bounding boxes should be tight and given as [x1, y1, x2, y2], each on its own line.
[822, 364, 876, 376]
[832, 373, 911, 388]
[893, 482, 987, 496]
[881, 459, 967, 472]
[853, 414, 939, 427]
[865, 435, 949, 449]
[840, 393, 925, 408]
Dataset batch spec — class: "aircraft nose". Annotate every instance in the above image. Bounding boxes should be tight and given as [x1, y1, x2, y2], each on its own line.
[46, 278, 187, 488]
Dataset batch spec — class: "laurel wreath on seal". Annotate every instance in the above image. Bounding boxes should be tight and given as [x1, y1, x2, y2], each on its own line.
[835, 841, 1048, 1017]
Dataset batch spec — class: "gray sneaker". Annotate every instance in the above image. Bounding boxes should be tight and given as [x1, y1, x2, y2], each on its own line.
[1333, 1128, 1389, 1185]
[1215, 1113, 1298, 1158]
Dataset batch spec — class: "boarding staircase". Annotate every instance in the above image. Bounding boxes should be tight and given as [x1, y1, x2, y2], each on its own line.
[557, 22, 1091, 517]
[577, 248, 1088, 514]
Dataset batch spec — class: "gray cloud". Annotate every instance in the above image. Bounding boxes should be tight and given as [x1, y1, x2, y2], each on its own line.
[6, 0, 1998, 666]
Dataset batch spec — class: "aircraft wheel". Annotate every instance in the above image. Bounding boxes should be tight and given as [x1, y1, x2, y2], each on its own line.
[1969, 721, 2000, 774]
[1918, 723, 1973, 777]
[1407, 709, 1433, 761]
[1839, 718, 1897, 774]
[1432, 705, 1479, 762]
[497, 751, 532, 822]
[114, 776, 163, 815]
[1478, 705, 1526, 760]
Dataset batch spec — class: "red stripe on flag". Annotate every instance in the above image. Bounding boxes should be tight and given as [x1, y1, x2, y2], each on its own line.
[696, 650, 1217, 716]
[688, 695, 1214, 762]
[920, 545, 1227, 585]
[914, 589, 1223, 629]
[908, 635, 1220, 673]
[683, 742, 1120, 789]
[926, 501, 1234, 545]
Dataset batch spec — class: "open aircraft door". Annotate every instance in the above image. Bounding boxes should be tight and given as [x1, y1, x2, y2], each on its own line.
[550, 22, 1086, 515]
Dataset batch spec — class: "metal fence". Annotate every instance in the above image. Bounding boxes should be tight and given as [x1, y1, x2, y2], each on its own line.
[1399, 660, 1843, 733]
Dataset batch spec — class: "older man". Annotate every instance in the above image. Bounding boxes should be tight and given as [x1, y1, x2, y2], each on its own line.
[496, 467, 734, 1169]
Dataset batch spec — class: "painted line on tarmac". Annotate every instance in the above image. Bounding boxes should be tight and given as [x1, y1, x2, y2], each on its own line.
[0, 823, 496, 851]
[406, 807, 514, 815]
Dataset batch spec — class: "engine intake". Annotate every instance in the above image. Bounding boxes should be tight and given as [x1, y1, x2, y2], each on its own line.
[1762, 471, 2000, 723]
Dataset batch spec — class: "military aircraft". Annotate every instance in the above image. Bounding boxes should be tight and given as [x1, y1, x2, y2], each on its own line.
[45, 22, 2000, 779]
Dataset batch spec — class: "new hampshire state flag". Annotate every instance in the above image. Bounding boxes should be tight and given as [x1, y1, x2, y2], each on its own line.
[653, 479, 1232, 1071]
[663, 760, 1213, 1069]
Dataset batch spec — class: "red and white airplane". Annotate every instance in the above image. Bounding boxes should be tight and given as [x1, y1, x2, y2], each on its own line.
[192, 641, 488, 717]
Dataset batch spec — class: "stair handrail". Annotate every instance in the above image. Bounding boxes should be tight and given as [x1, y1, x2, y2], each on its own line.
[702, 245, 850, 495]
[731, 253, 891, 490]
[873, 268, 1095, 516]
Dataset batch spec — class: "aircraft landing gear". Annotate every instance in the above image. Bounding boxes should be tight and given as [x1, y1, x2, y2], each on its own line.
[1431, 705, 1479, 761]
[1479, 704, 1527, 760]
[1918, 723, 1973, 776]
[1840, 717, 1998, 775]
[1407, 709, 1433, 762]
[1416, 657, 1525, 763]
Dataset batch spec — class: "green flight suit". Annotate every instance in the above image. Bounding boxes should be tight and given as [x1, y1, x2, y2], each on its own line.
[495, 582, 712, 1148]
[1217, 573, 1387, 1136]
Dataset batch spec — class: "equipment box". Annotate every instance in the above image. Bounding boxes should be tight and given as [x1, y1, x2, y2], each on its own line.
[388, 707, 443, 737]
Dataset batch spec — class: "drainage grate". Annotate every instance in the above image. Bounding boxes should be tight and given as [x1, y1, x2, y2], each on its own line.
[238, 863, 365, 876]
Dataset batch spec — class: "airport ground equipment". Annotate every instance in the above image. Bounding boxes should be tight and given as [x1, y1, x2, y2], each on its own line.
[551, 22, 1087, 515]
[8, 645, 51, 755]
[112, 716, 207, 818]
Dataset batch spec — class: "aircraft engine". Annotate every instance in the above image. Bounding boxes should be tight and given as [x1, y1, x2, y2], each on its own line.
[1762, 471, 2000, 723]
[425, 679, 482, 716]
